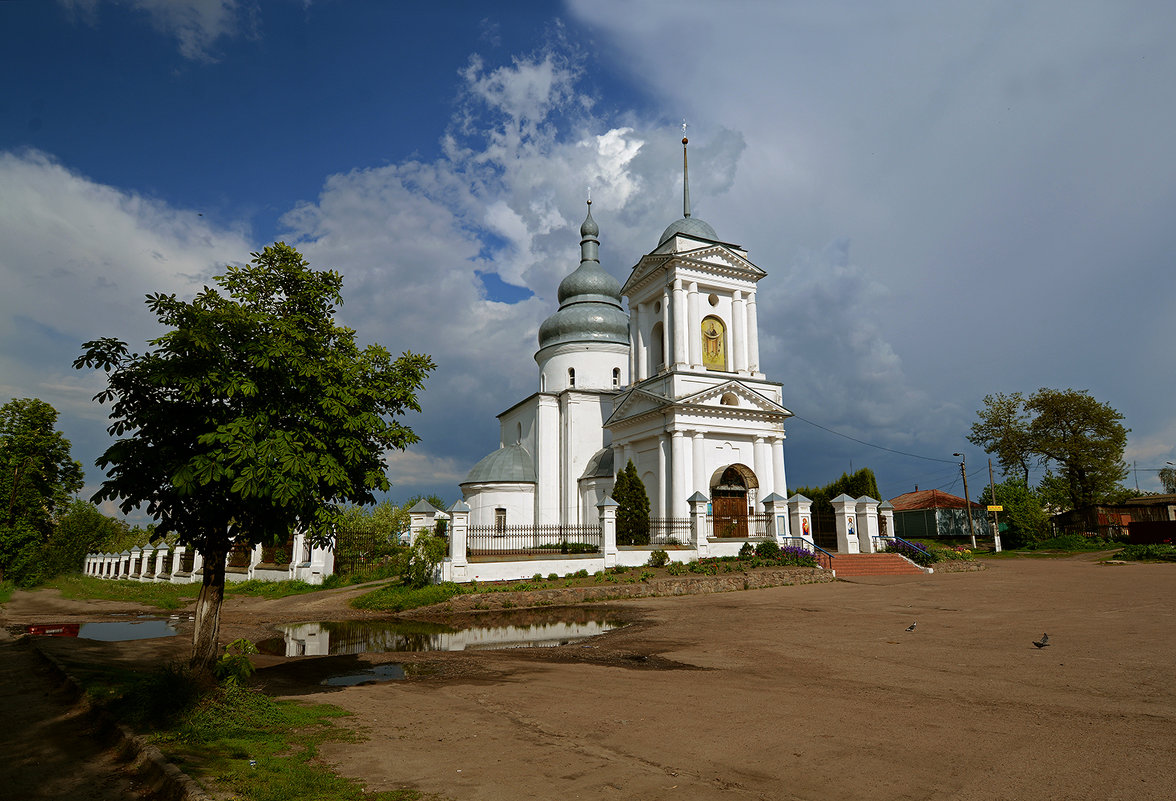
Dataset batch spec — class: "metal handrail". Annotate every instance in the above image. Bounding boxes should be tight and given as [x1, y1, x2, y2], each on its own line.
[778, 537, 835, 571]
[874, 535, 931, 563]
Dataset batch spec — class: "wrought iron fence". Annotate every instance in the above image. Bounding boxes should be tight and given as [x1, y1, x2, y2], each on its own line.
[705, 514, 773, 539]
[335, 527, 398, 577]
[648, 517, 692, 546]
[467, 523, 601, 556]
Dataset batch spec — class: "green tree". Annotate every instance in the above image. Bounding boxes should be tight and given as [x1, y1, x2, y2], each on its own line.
[793, 467, 881, 515]
[978, 480, 1048, 548]
[967, 392, 1035, 486]
[967, 388, 1129, 510]
[0, 398, 84, 585]
[1157, 466, 1176, 494]
[40, 499, 131, 581]
[75, 243, 435, 671]
[614, 459, 650, 546]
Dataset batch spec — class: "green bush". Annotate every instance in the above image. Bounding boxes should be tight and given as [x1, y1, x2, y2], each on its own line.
[1115, 543, 1176, 561]
[647, 549, 669, 568]
[755, 541, 781, 559]
[666, 561, 686, 576]
[738, 542, 754, 559]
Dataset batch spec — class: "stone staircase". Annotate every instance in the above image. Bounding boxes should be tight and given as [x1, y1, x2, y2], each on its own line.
[830, 553, 926, 577]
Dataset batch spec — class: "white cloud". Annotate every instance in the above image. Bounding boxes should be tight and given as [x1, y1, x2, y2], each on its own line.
[60, 0, 248, 61]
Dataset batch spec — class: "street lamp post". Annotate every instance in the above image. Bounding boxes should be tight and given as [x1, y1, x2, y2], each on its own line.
[954, 452, 977, 549]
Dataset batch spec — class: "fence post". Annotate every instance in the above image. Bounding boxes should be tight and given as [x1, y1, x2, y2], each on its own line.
[598, 496, 618, 568]
[408, 499, 440, 545]
[788, 494, 814, 547]
[878, 501, 896, 546]
[856, 496, 880, 553]
[831, 494, 860, 553]
[763, 492, 788, 542]
[448, 501, 470, 582]
[688, 491, 709, 557]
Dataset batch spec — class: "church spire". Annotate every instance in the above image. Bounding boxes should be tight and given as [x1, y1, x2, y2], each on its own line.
[579, 195, 599, 266]
[681, 120, 692, 219]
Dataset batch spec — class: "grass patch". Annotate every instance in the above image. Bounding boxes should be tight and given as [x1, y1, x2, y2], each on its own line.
[45, 574, 201, 609]
[87, 665, 435, 801]
[223, 579, 322, 600]
[1113, 543, 1176, 562]
[350, 581, 467, 612]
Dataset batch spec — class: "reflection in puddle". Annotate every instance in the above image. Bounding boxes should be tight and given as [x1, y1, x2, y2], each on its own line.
[321, 663, 406, 686]
[26, 620, 179, 641]
[258, 618, 621, 656]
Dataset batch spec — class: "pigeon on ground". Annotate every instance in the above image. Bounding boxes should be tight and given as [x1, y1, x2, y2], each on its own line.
[1033, 633, 1050, 648]
[905, 622, 917, 632]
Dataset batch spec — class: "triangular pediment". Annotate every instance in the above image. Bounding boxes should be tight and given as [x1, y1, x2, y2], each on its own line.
[678, 380, 792, 416]
[604, 387, 670, 426]
[621, 243, 765, 296]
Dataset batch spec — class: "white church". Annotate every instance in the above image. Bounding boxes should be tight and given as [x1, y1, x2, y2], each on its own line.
[460, 136, 793, 535]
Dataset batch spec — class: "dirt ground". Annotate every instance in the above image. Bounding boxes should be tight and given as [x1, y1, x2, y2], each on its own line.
[3, 555, 1175, 800]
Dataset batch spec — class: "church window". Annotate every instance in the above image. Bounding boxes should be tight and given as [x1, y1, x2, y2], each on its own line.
[702, 315, 728, 371]
[708, 293, 720, 307]
[568, 367, 576, 387]
[651, 322, 665, 370]
[612, 367, 620, 388]
[495, 508, 506, 532]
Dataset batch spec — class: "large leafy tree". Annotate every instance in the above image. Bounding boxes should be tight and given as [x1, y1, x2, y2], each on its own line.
[978, 480, 1048, 548]
[1159, 466, 1176, 494]
[0, 398, 85, 584]
[967, 388, 1128, 510]
[75, 243, 434, 671]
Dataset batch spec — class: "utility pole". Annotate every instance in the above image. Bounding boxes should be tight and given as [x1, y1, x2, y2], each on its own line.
[988, 458, 1002, 552]
[954, 452, 977, 548]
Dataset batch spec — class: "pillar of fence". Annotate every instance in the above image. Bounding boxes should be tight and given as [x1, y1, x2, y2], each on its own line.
[856, 496, 880, 553]
[598, 496, 618, 568]
[831, 494, 860, 554]
[788, 494, 814, 547]
[763, 493, 789, 541]
[688, 491, 709, 557]
[448, 501, 469, 582]
[408, 499, 440, 545]
[878, 501, 895, 543]
[129, 546, 143, 578]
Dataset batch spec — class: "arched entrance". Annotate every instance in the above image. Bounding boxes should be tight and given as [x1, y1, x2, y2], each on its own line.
[710, 464, 758, 538]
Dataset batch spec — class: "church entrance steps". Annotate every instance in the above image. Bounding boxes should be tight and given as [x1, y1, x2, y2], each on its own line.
[831, 553, 926, 577]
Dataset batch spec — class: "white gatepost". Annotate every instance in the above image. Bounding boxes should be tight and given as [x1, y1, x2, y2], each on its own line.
[831, 494, 860, 554]
[129, 546, 142, 578]
[762, 492, 789, 542]
[448, 501, 470, 583]
[408, 499, 440, 545]
[856, 496, 880, 553]
[154, 546, 169, 580]
[879, 501, 896, 544]
[787, 494, 814, 547]
[139, 547, 153, 581]
[598, 496, 618, 568]
[688, 491, 709, 557]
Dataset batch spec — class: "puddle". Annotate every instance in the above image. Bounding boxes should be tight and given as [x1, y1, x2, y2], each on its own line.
[321, 663, 406, 686]
[27, 620, 179, 641]
[257, 617, 622, 657]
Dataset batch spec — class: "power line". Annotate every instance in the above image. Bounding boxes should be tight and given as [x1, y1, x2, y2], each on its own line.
[789, 414, 958, 464]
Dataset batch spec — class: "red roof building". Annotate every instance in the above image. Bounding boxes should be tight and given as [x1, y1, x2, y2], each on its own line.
[889, 489, 986, 539]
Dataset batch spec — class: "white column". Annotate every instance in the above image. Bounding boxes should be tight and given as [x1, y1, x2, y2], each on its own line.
[661, 287, 671, 372]
[536, 395, 559, 524]
[692, 431, 706, 497]
[599, 497, 618, 568]
[688, 282, 701, 368]
[772, 435, 788, 498]
[732, 290, 748, 373]
[657, 432, 668, 518]
[672, 279, 688, 367]
[671, 428, 687, 518]
[448, 502, 469, 582]
[631, 302, 642, 381]
[753, 436, 771, 509]
[747, 290, 760, 373]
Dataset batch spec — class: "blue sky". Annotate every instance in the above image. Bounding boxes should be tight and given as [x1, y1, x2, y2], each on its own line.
[3, 0, 1175, 519]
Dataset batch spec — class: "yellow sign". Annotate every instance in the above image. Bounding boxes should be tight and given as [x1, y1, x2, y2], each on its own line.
[987, 505, 1003, 512]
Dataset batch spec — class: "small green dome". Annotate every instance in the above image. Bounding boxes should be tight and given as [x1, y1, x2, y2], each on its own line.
[463, 444, 536, 484]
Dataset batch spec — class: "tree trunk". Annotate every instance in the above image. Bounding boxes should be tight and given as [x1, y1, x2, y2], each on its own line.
[190, 544, 226, 673]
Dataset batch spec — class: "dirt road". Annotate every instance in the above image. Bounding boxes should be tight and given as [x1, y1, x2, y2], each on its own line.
[3, 556, 1174, 800]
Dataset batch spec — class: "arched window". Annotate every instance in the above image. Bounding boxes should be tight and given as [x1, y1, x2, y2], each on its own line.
[701, 315, 727, 371]
[651, 321, 665, 371]
[568, 367, 576, 388]
[612, 367, 621, 388]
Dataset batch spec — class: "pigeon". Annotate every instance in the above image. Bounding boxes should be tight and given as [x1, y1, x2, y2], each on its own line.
[905, 622, 917, 632]
[1033, 633, 1050, 648]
